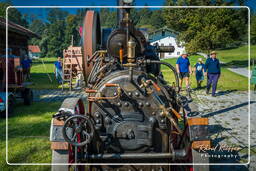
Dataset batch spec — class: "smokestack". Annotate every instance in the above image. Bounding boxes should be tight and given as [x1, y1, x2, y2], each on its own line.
[117, 0, 124, 27]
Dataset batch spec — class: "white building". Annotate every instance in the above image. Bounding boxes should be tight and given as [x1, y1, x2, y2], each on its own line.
[149, 27, 185, 59]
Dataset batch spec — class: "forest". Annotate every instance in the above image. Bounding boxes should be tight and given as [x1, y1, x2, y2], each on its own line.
[0, 0, 255, 56]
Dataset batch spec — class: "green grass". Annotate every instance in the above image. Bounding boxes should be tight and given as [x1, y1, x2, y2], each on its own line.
[214, 45, 256, 68]
[161, 55, 249, 91]
[29, 57, 60, 89]
[0, 102, 61, 170]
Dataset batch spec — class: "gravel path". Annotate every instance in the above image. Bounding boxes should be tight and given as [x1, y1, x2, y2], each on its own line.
[188, 89, 255, 170]
[32, 89, 87, 102]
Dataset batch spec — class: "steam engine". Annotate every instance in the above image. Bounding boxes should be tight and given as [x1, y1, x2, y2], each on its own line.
[50, 1, 210, 170]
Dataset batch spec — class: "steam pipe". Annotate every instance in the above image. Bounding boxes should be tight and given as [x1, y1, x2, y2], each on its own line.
[85, 145, 191, 160]
[145, 60, 180, 90]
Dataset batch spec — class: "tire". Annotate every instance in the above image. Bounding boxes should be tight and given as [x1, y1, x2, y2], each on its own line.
[0, 95, 15, 118]
[8, 95, 15, 117]
[51, 150, 69, 171]
[23, 88, 33, 105]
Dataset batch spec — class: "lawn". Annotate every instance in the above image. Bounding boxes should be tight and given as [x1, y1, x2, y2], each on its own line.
[29, 57, 60, 89]
[214, 45, 256, 68]
[161, 55, 249, 91]
[0, 102, 61, 171]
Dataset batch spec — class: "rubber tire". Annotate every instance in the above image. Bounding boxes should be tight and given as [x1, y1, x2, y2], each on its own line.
[23, 88, 33, 105]
[51, 150, 69, 171]
[0, 95, 15, 118]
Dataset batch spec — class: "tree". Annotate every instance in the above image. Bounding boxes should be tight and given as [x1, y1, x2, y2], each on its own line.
[163, 0, 248, 53]
[251, 14, 256, 45]
[0, 1, 28, 27]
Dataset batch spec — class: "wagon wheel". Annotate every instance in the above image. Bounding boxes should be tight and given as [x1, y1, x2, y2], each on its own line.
[52, 98, 87, 171]
[23, 88, 33, 105]
[82, 10, 101, 85]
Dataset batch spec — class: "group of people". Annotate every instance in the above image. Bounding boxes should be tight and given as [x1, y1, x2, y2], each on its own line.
[176, 51, 221, 97]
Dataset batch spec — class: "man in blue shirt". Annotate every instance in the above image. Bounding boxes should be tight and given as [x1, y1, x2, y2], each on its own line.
[205, 51, 221, 97]
[54, 57, 63, 84]
[176, 51, 192, 92]
[21, 55, 32, 80]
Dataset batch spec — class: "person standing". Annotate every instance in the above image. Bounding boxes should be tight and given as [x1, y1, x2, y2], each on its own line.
[21, 55, 32, 80]
[54, 57, 63, 84]
[176, 51, 192, 93]
[205, 51, 221, 97]
[194, 58, 205, 88]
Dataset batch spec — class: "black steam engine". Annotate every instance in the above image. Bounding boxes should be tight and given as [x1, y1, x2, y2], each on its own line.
[50, 1, 210, 170]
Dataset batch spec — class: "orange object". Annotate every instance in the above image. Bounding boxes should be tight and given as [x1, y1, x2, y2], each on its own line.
[119, 48, 123, 64]
[85, 88, 97, 93]
[104, 83, 119, 87]
[171, 108, 182, 119]
[192, 140, 211, 149]
[151, 81, 161, 92]
[187, 118, 209, 126]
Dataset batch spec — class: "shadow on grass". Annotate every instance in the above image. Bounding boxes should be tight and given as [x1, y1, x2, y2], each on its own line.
[221, 60, 249, 68]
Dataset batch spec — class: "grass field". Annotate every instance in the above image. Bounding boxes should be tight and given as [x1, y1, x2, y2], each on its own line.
[215, 45, 256, 68]
[0, 102, 61, 171]
[161, 55, 249, 91]
[29, 57, 60, 89]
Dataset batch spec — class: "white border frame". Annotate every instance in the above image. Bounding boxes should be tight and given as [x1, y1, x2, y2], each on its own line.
[5, 5, 251, 166]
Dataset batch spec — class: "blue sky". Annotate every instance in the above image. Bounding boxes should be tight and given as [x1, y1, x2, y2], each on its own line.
[1, 0, 255, 21]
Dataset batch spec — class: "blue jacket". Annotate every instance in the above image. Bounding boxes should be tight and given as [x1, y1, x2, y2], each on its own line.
[205, 58, 221, 74]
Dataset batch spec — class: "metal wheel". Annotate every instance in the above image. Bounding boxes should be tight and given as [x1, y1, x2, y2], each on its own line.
[52, 98, 86, 171]
[82, 10, 101, 84]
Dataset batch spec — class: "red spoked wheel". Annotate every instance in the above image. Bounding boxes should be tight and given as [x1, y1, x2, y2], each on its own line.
[82, 10, 101, 84]
[51, 98, 87, 171]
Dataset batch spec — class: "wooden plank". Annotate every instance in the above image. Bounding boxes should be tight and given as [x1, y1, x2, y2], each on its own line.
[187, 118, 208, 126]
[51, 142, 68, 150]
[53, 119, 64, 126]
[192, 140, 211, 149]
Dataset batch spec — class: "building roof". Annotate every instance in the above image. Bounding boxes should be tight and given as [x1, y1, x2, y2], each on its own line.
[28, 45, 41, 53]
[149, 26, 179, 36]
[0, 17, 40, 39]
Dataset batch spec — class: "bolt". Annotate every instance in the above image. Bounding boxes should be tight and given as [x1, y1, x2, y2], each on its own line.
[152, 112, 156, 115]
[124, 102, 129, 107]
[113, 92, 117, 96]
[128, 92, 132, 96]
[145, 102, 150, 107]
[135, 92, 140, 96]
[161, 119, 165, 123]
[139, 102, 143, 107]
[117, 102, 122, 107]
[95, 112, 100, 118]
[96, 119, 100, 124]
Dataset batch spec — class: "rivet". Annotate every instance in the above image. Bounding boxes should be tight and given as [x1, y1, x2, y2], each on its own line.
[135, 92, 139, 96]
[128, 92, 132, 96]
[161, 119, 165, 123]
[96, 119, 100, 124]
[124, 102, 129, 107]
[139, 102, 143, 107]
[145, 102, 150, 107]
[117, 102, 122, 107]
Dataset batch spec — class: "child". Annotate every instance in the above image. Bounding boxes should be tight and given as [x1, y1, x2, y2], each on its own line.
[194, 58, 205, 88]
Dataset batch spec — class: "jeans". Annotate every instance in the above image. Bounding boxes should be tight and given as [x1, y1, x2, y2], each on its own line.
[207, 73, 220, 96]
[55, 68, 63, 84]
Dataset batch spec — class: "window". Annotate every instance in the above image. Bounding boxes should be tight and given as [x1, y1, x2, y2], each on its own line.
[162, 31, 165, 37]
[177, 52, 180, 55]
